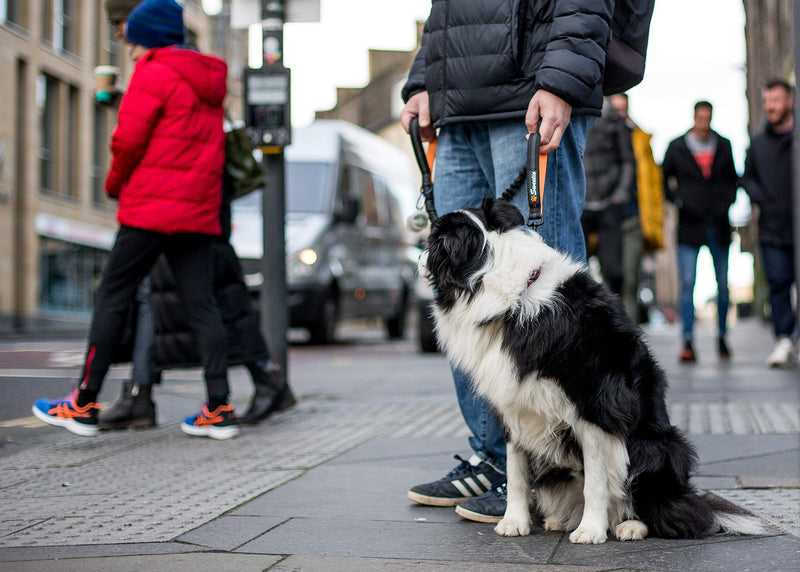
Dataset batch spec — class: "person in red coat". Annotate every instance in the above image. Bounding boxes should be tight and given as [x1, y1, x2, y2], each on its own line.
[32, 0, 239, 440]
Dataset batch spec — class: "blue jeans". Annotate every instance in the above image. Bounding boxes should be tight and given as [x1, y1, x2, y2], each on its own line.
[760, 243, 797, 339]
[677, 227, 730, 341]
[434, 116, 593, 472]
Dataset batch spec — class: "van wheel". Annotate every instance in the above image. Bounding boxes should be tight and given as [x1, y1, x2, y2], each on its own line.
[309, 294, 338, 344]
[386, 292, 408, 339]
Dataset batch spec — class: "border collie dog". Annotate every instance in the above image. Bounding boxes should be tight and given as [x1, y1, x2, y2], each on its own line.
[420, 198, 765, 544]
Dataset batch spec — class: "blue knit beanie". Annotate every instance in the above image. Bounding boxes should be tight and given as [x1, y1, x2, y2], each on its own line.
[126, 0, 184, 49]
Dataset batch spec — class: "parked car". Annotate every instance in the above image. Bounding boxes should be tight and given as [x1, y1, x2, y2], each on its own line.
[230, 120, 419, 344]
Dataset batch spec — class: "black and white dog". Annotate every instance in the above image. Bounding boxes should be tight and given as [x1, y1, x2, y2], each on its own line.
[420, 198, 765, 544]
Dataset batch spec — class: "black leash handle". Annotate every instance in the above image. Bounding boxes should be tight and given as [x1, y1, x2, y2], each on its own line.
[526, 132, 544, 228]
[409, 117, 438, 223]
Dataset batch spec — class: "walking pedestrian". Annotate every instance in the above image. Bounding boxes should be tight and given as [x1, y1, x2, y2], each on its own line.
[740, 78, 798, 368]
[95, 0, 294, 432]
[581, 98, 636, 298]
[400, 0, 614, 523]
[32, 0, 239, 440]
[662, 101, 738, 363]
[609, 92, 665, 322]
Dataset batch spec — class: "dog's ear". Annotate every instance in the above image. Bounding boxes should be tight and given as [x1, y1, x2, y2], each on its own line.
[425, 214, 488, 307]
[482, 198, 524, 232]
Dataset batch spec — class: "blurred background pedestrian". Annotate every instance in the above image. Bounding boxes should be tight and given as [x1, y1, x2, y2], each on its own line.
[609, 93, 665, 323]
[581, 97, 636, 299]
[662, 101, 738, 363]
[740, 78, 797, 368]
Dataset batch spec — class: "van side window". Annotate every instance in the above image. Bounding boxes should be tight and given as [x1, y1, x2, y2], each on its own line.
[377, 178, 403, 231]
[355, 168, 382, 227]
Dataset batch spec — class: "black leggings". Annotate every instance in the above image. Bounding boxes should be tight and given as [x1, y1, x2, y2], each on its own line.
[80, 226, 229, 398]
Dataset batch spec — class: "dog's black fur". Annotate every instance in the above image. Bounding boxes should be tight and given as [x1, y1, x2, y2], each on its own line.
[422, 198, 763, 541]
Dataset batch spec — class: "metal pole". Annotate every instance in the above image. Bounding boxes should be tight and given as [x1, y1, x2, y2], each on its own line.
[258, 0, 288, 375]
[260, 150, 288, 374]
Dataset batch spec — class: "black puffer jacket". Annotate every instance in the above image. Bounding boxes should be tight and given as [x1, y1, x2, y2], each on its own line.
[583, 102, 635, 211]
[740, 123, 795, 247]
[662, 131, 738, 248]
[402, 0, 613, 125]
[149, 174, 269, 370]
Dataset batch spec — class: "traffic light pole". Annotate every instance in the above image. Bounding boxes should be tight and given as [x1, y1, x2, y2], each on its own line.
[260, 148, 287, 375]
[256, 1, 289, 375]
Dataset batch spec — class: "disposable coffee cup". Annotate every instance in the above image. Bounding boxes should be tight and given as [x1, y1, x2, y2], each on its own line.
[94, 66, 119, 103]
[94, 66, 119, 91]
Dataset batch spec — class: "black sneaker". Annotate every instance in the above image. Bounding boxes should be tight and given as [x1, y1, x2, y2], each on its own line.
[455, 477, 507, 523]
[407, 454, 504, 507]
[718, 336, 731, 361]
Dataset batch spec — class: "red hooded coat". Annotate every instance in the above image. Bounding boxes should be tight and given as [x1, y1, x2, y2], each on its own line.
[105, 47, 228, 236]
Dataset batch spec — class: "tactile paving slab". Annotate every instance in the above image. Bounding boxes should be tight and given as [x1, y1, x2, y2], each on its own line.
[0, 399, 461, 547]
[712, 488, 800, 538]
[1, 398, 797, 547]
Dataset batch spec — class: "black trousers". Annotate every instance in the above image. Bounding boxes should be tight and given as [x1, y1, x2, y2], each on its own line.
[581, 205, 624, 296]
[80, 226, 229, 398]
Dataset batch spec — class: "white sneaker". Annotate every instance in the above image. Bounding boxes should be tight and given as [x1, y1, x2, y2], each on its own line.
[765, 337, 797, 368]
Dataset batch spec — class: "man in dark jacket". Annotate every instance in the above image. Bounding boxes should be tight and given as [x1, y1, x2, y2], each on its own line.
[401, 0, 614, 523]
[662, 101, 738, 363]
[740, 78, 797, 368]
[582, 98, 636, 297]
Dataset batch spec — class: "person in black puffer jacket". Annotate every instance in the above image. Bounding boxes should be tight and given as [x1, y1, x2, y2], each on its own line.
[581, 98, 636, 297]
[401, 0, 619, 524]
[101, 172, 296, 430]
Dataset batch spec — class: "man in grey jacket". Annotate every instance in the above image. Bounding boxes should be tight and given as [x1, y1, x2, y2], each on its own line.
[401, 0, 613, 523]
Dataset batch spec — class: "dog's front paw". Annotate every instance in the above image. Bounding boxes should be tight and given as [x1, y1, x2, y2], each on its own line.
[544, 518, 567, 532]
[615, 520, 648, 541]
[569, 523, 607, 544]
[495, 516, 531, 537]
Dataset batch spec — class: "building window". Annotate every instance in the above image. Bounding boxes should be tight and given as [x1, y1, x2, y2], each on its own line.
[0, 0, 26, 28]
[42, 0, 78, 55]
[66, 85, 79, 198]
[97, 4, 123, 68]
[39, 237, 107, 315]
[92, 105, 116, 208]
[37, 74, 58, 196]
[37, 73, 80, 200]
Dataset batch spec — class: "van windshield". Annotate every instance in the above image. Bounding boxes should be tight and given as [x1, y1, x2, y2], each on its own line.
[231, 161, 330, 214]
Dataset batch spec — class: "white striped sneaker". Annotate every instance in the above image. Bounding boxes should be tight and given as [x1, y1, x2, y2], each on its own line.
[407, 454, 504, 507]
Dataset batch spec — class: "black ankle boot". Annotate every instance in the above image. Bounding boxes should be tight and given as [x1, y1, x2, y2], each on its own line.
[237, 362, 297, 425]
[98, 381, 157, 430]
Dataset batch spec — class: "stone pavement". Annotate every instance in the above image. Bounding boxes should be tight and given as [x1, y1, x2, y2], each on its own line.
[0, 317, 797, 571]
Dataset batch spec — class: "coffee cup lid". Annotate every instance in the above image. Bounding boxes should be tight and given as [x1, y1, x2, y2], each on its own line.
[94, 65, 120, 76]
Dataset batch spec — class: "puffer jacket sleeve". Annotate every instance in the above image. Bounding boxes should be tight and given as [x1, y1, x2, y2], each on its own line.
[610, 118, 636, 204]
[401, 18, 431, 103]
[534, 0, 613, 109]
[105, 61, 165, 198]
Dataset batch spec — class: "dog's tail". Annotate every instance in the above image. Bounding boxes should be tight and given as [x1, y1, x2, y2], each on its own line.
[630, 427, 768, 538]
[705, 493, 769, 536]
[636, 483, 767, 538]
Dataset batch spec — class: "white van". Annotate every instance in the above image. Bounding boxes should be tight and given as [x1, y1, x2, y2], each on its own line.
[230, 120, 419, 343]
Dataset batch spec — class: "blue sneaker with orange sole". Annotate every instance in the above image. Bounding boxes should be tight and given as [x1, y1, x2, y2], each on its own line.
[181, 403, 240, 440]
[32, 390, 99, 437]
